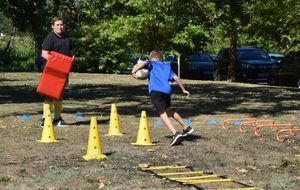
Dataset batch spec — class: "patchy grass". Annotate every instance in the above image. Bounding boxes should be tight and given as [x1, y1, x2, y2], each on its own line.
[0, 72, 299, 190]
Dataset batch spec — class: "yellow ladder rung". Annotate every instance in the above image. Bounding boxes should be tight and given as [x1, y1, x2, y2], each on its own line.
[157, 171, 203, 176]
[206, 188, 257, 190]
[141, 165, 187, 170]
[295, 154, 300, 157]
[172, 174, 218, 181]
[183, 178, 233, 184]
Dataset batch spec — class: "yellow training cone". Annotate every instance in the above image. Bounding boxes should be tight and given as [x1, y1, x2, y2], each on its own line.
[132, 111, 156, 146]
[37, 110, 59, 143]
[106, 103, 123, 136]
[83, 117, 107, 160]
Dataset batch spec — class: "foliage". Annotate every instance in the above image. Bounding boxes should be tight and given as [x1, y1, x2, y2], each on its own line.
[0, 36, 35, 70]
[244, 0, 300, 53]
[0, 0, 299, 74]
[0, 12, 13, 35]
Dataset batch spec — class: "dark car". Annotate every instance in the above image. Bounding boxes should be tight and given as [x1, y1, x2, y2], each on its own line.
[268, 51, 300, 88]
[268, 53, 285, 63]
[185, 52, 214, 79]
[166, 52, 214, 79]
[214, 47, 277, 82]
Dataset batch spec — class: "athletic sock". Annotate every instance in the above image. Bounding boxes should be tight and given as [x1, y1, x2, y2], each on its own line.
[54, 100, 62, 120]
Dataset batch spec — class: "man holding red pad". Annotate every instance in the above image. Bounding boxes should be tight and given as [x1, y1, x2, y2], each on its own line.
[38, 17, 74, 127]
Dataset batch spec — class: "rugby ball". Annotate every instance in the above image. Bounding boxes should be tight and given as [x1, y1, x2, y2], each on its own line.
[135, 68, 149, 80]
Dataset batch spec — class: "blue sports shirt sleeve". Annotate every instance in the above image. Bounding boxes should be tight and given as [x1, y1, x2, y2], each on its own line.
[168, 69, 176, 82]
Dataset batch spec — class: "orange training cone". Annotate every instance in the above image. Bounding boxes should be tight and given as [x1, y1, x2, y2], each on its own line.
[132, 111, 156, 146]
[83, 117, 107, 160]
[37, 110, 59, 143]
[106, 103, 123, 136]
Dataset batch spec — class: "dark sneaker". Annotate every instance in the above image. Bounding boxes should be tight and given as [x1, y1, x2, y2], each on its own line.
[170, 132, 183, 146]
[53, 117, 68, 127]
[182, 126, 194, 137]
[40, 118, 45, 128]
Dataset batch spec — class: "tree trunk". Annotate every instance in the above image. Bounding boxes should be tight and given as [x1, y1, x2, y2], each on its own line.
[2, 26, 16, 67]
[227, 28, 238, 82]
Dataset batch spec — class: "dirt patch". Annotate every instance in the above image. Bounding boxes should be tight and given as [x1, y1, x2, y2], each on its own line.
[0, 72, 299, 190]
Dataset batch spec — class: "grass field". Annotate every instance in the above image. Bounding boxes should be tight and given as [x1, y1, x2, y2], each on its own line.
[0, 72, 299, 190]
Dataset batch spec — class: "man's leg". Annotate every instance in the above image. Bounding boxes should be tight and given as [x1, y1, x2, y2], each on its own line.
[53, 100, 62, 120]
[53, 100, 68, 126]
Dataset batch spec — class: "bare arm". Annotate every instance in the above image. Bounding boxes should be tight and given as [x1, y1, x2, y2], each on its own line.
[173, 75, 190, 96]
[41, 50, 50, 60]
[131, 60, 147, 78]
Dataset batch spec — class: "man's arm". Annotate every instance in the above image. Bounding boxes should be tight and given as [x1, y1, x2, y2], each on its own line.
[41, 50, 50, 60]
[173, 75, 190, 96]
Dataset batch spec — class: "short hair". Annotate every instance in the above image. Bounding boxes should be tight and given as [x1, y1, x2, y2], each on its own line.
[149, 50, 163, 61]
[51, 17, 64, 25]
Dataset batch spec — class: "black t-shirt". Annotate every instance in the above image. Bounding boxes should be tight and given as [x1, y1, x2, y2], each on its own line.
[42, 32, 73, 56]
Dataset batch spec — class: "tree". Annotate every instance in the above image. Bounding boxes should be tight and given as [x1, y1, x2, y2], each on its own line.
[74, 0, 214, 72]
[244, 0, 300, 53]
[212, 0, 250, 82]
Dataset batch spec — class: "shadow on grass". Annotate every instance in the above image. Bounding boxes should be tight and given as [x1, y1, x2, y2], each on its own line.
[165, 134, 203, 146]
[1, 80, 300, 118]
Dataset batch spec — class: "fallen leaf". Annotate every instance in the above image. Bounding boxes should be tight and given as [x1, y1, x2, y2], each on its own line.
[138, 163, 150, 168]
[238, 168, 248, 173]
[147, 149, 155, 152]
[98, 182, 105, 189]
[247, 165, 257, 170]
[235, 167, 248, 173]
[162, 155, 169, 159]
[98, 177, 105, 189]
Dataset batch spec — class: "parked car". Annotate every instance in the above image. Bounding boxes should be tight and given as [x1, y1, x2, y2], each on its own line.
[185, 52, 214, 79]
[267, 51, 300, 88]
[213, 47, 277, 82]
[210, 54, 218, 62]
[166, 52, 214, 79]
[268, 53, 285, 63]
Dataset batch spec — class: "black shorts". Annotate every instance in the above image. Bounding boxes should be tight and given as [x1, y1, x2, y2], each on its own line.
[150, 91, 171, 113]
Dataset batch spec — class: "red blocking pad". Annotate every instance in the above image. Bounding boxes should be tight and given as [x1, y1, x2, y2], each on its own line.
[37, 51, 73, 99]
[45, 51, 73, 74]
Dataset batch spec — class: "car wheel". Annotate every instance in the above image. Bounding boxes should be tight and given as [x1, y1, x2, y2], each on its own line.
[213, 69, 221, 81]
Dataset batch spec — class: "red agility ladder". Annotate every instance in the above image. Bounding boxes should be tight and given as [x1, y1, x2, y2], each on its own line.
[37, 51, 73, 99]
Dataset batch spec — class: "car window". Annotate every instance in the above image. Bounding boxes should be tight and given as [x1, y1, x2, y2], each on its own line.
[189, 53, 213, 62]
[237, 49, 269, 60]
